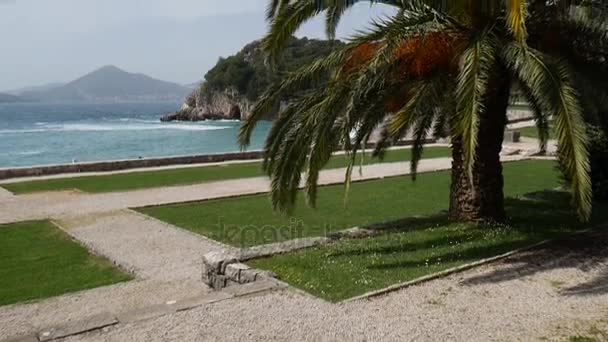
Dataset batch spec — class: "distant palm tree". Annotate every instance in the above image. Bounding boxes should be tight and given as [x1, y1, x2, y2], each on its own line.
[240, 0, 608, 222]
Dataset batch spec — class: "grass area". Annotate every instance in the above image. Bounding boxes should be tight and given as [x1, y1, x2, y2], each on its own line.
[3, 147, 451, 194]
[138, 160, 561, 247]
[518, 125, 556, 139]
[570, 337, 600, 342]
[249, 191, 608, 302]
[0, 221, 132, 306]
[568, 322, 608, 342]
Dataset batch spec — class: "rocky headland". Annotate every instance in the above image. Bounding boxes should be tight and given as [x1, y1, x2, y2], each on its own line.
[161, 37, 345, 122]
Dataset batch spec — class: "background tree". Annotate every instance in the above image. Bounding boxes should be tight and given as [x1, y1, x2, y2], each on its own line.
[240, 0, 608, 222]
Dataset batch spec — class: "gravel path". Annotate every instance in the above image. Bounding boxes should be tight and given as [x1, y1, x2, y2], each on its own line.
[58, 233, 608, 342]
[56, 210, 234, 281]
[0, 210, 231, 338]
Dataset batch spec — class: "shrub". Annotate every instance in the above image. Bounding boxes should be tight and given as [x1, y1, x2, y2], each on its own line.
[588, 125, 608, 200]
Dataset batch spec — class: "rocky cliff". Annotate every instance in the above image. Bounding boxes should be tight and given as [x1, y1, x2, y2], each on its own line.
[161, 87, 258, 121]
[162, 37, 344, 122]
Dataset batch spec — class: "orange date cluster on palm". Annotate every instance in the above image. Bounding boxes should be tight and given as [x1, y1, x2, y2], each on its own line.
[342, 32, 463, 112]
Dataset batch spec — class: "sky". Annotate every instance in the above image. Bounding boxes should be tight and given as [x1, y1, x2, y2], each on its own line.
[0, 0, 393, 91]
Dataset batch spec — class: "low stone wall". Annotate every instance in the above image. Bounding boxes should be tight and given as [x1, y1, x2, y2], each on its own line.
[0, 151, 265, 181]
[0, 139, 434, 181]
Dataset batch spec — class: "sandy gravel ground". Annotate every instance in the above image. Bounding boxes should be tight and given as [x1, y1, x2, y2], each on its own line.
[57, 233, 608, 342]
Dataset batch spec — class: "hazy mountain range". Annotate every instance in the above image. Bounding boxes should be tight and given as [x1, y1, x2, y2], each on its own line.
[2, 66, 191, 103]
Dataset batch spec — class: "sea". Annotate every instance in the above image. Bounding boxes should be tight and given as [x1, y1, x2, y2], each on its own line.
[0, 102, 271, 168]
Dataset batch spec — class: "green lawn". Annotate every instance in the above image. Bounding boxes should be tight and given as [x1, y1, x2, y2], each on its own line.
[0, 221, 132, 306]
[3, 147, 451, 194]
[518, 125, 556, 139]
[249, 191, 608, 302]
[138, 160, 561, 247]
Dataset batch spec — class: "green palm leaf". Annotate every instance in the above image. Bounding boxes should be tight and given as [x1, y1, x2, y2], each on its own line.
[452, 28, 498, 184]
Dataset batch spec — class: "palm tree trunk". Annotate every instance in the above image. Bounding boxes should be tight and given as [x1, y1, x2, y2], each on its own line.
[449, 77, 511, 223]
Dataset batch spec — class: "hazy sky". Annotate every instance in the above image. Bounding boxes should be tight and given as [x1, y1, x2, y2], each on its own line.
[0, 0, 393, 91]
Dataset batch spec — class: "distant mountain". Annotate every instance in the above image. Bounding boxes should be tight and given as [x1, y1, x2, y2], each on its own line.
[5, 82, 66, 96]
[21, 66, 190, 102]
[0, 93, 24, 103]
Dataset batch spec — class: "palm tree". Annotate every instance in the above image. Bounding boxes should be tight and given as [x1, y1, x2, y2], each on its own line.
[239, 0, 608, 223]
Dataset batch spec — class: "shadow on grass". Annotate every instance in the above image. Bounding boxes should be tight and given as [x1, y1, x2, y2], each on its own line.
[367, 240, 532, 270]
[346, 190, 608, 292]
[454, 191, 608, 295]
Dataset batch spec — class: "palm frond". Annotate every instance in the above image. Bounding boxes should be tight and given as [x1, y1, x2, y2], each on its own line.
[506, 0, 529, 43]
[504, 43, 591, 220]
[452, 28, 498, 184]
[239, 47, 353, 148]
[263, 1, 325, 64]
[517, 81, 550, 152]
[264, 0, 406, 63]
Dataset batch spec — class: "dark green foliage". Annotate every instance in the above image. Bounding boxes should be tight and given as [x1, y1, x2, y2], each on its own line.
[202, 37, 345, 101]
[559, 125, 608, 201]
[587, 125, 608, 200]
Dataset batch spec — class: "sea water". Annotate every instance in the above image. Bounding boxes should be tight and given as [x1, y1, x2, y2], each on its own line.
[0, 102, 271, 168]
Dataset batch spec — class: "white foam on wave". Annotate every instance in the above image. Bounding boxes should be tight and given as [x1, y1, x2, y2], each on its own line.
[0, 150, 45, 156]
[0, 122, 231, 134]
[114, 118, 160, 124]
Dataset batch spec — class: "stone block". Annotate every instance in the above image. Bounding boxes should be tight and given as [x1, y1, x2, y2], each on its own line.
[203, 251, 229, 273]
[239, 269, 260, 283]
[211, 275, 228, 289]
[225, 263, 250, 283]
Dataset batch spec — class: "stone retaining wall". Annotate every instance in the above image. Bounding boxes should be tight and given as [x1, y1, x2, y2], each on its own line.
[0, 139, 433, 181]
[0, 151, 265, 180]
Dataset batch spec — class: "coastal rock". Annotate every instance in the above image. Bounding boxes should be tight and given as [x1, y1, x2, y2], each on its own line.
[160, 37, 344, 122]
[161, 88, 258, 122]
